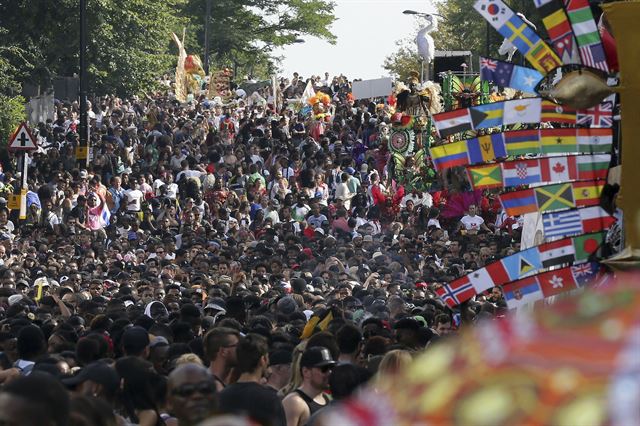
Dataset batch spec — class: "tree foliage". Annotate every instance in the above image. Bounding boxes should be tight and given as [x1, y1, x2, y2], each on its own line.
[181, 0, 337, 79]
[0, 0, 336, 97]
[0, 32, 27, 146]
[382, 42, 422, 82]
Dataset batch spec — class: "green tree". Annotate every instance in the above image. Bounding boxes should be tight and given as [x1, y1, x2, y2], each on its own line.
[382, 42, 422, 81]
[182, 0, 337, 79]
[0, 0, 187, 97]
[0, 35, 27, 147]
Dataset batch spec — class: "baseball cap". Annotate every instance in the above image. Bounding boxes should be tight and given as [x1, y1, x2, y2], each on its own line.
[300, 346, 336, 369]
[61, 362, 119, 395]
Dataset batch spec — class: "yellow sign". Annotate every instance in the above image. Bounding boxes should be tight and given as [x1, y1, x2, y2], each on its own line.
[8, 193, 20, 210]
[76, 146, 88, 160]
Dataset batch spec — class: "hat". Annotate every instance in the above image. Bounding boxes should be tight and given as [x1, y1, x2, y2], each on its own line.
[8, 294, 23, 306]
[61, 362, 119, 395]
[345, 167, 355, 175]
[269, 350, 293, 366]
[79, 170, 88, 179]
[150, 336, 170, 349]
[276, 296, 298, 315]
[300, 346, 336, 369]
[363, 235, 373, 242]
[360, 164, 368, 172]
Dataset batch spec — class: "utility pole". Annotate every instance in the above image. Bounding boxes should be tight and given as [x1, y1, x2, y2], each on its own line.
[79, 0, 89, 167]
[204, 0, 212, 75]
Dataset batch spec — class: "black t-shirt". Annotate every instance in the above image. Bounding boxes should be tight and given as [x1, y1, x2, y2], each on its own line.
[218, 381, 286, 426]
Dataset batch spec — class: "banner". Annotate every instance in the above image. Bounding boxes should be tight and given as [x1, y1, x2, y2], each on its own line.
[499, 180, 604, 216]
[438, 232, 605, 307]
[466, 154, 610, 189]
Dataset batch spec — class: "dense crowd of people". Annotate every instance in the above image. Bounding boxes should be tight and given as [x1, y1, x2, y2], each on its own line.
[0, 72, 533, 426]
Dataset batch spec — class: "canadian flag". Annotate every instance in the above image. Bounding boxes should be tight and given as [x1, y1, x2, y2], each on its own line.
[540, 156, 577, 183]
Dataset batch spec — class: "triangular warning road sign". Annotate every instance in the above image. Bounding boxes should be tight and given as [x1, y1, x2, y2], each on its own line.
[8, 123, 37, 151]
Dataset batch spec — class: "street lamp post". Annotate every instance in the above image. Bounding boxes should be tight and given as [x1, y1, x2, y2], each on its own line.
[79, 0, 88, 167]
[204, 0, 212, 75]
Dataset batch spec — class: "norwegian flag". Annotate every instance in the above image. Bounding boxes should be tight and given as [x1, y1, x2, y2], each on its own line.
[480, 57, 498, 71]
[435, 279, 476, 308]
[577, 96, 614, 128]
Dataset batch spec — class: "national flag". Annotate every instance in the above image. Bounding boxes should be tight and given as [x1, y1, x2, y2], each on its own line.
[100, 204, 111, 227]
[470, 102, 505, 129]
[436, 279, 476, 307]
[480, 57, 543, 93]
[502, 14, 540, 54]
[432, 108, 474, 137]
[572, 180, 603, 207]
[467, 133, 507, 163]
[499, 189, 537, 216]
[537, 0, 581, 64]
[502, 159, 541, 186]
[525, 39, 563, 73]
[503, 98, 542, 125]
[578, 206, 616, 233]
[474, 0, 515, 28]
[502, 276, 544, 309]
[537, 267, 578, 297]
[542, 209, 583, 238]
[467, 164, 503, 189]
[480, 59, 514, 87]
[466, 261, 511, 293]
[504, 129, 540, 155]
[576, 95, 614, 128]
[540, 155, 577, 183]
[430, 141, 469, 170]
[501, 247, 543, 280]
[510, 64, 544, 93]
[571, 262, 600, 287]
[573, 231, 605, 261]
[540, 128, 577, 154]
[579, 44, 609, 71]
[576, 154, 610, 180]
[576, 128, 613, 153]
[539, 237, 576, 268]
[541, 100, 577, 124]
[542, 206, 615, 239]
[535, 183, 575, 212]
[564, 0, 609, 72]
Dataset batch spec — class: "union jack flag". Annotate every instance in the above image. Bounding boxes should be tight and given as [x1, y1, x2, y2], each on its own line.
[577, 97, 614, 128]
[480, 57, 498, 71]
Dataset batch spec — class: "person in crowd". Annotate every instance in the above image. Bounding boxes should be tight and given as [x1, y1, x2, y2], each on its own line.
[0, 71, 536, 425]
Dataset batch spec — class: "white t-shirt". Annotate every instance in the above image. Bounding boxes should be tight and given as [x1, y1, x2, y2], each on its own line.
[460, 215, 485, 231]
[125, 189, 144, 212]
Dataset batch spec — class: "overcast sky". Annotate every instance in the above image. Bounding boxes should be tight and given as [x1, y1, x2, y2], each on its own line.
[276, 0, 438, 80]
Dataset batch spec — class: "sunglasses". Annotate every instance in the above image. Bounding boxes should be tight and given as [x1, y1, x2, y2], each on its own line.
[171, 382, 216, 398]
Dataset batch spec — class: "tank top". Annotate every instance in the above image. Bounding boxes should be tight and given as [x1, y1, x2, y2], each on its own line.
[294, 389, 329, 416]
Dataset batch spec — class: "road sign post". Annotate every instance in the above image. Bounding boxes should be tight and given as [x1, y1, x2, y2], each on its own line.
[7, 122, 38, 220]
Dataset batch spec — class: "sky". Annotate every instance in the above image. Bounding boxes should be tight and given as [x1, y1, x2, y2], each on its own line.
[276, 0, 438, 80]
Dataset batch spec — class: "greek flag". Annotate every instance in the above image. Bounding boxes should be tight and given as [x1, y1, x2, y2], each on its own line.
[542, 209, 582, 238]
